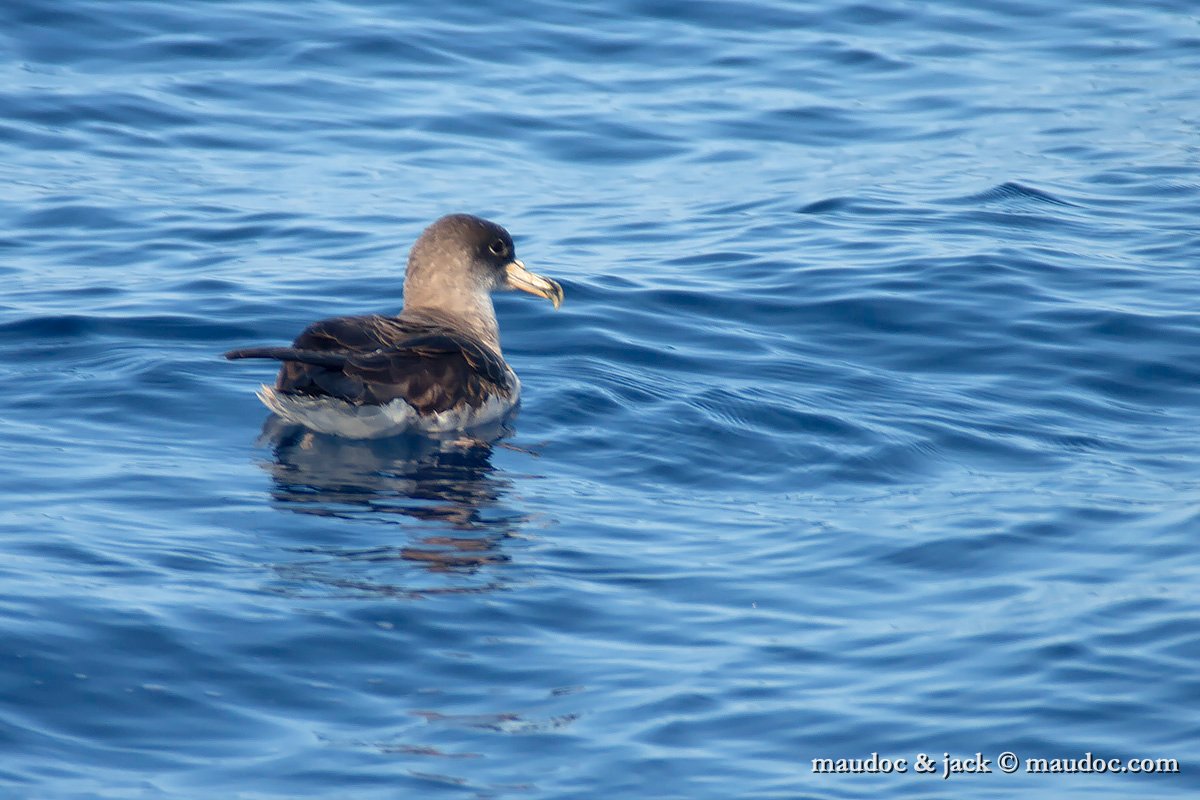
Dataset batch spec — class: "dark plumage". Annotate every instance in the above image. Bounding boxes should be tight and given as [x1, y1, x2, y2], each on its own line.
[225, 214, 563, 438]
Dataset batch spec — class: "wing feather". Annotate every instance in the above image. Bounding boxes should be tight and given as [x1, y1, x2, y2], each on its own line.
[232, 315, 511, 414]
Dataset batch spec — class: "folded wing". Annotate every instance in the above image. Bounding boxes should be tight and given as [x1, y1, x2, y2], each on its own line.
[225, 315, 512, 415]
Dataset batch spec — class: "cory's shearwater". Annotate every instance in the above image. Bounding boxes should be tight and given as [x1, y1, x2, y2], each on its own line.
[224, 214, 563, 438]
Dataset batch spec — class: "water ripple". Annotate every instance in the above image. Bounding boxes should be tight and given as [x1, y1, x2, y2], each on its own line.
[1, 0, 1199, 798]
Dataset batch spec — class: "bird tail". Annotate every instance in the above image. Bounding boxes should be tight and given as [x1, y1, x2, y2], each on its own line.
[224, 346, 349, 369]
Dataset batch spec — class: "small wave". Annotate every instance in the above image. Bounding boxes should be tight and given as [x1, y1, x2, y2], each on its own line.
[954, 181, 1080, 208]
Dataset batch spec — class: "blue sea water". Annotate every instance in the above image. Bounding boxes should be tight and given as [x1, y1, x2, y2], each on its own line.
[2, 0, 1199, 797]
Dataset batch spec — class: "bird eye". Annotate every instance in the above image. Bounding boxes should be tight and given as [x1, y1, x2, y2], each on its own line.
[488, 239, 509, 257]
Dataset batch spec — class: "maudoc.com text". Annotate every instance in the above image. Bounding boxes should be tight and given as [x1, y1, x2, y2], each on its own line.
[811, 752, 1180, 780]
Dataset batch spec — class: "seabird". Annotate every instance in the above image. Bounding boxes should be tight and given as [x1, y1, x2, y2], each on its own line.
[224, 214, 563, 439]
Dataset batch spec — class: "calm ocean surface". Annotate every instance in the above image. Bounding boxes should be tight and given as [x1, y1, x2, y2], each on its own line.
[2, 1, 1198, 798]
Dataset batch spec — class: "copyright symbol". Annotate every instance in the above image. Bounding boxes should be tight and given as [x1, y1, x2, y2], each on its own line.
[998, 752, 1019, 773]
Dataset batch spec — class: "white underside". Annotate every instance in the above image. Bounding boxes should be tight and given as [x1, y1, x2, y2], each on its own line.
[256, 382, 519, 439]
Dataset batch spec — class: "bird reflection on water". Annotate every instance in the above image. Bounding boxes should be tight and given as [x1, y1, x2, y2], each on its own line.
[257, 416, 532, 596]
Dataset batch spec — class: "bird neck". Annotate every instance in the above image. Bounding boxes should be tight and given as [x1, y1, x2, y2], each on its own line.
[402, 296, 502, 355]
